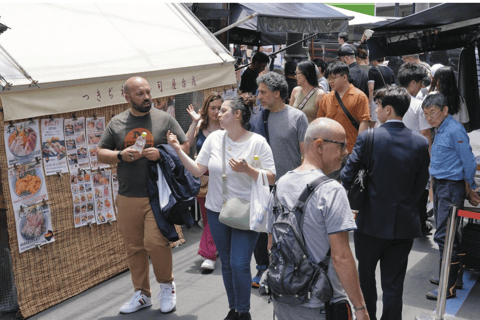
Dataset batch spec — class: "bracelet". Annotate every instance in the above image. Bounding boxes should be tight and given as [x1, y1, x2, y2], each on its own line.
[353, 304, 367, 312]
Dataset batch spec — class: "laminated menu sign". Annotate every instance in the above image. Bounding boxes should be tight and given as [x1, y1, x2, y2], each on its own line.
[8, 162, 48, 212]
[15, 201, 55, 253]
[5, 119, 42, 168]
[41, 118, 69, 176]
[86, 117, 109, 170]
[92, 170, 116, 224]
[64, 117, 89, 171]
[70, 170, 96, 227]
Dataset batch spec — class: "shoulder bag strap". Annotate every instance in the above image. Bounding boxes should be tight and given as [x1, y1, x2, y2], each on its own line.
[335, 91, 359, 131]
[297, 87, 319, 111]
[262, 109, 270, 143]
[375, 66, 387, 87]
[222, 133, 227, 203]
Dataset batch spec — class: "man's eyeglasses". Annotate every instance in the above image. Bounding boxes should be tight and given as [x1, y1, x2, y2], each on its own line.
[318, 138, 347, 150]
[327, 75, 342, 82]
[424, 108, 444, 119]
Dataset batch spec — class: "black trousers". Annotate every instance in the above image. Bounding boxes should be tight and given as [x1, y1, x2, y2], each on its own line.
[354, 231, 414, 320]
[253, 232, 269, 267]
[418, 189, 429, 227]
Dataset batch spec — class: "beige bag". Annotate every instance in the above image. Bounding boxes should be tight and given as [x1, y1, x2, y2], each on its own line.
[218, 133, 251, 230]
[197, 175, 209, 198]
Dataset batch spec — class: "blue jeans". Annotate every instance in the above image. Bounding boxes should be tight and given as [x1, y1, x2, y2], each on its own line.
[207, 209, 259, 313]
[433, 178, 466, 263]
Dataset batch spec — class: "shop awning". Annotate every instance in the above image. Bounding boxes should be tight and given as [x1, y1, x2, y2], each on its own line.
[230, 3, 350, 45]
[368, 3, 480, 59]
[0, 3, 236, 121]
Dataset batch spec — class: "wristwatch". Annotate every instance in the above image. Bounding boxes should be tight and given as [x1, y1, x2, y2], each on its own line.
[117, 151, 124, 162]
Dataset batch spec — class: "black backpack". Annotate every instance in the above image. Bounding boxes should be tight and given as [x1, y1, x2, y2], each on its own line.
[259, 175, 334, 305]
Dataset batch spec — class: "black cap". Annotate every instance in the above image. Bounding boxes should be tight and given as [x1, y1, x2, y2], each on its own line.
[337, 45, 356, 58]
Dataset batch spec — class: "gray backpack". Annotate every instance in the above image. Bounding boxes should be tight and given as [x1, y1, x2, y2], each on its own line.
[259, 175, 334, 305]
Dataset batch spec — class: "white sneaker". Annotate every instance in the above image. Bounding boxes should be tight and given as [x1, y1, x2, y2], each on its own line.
[119, 290, 152, 314]
[201, 258, 216, 270]
[158, 281, 176, 313]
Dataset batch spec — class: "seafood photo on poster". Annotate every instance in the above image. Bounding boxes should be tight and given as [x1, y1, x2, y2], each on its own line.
[41, 118, 69, 176]
[5, 119, 42, 168]
[15, 201, 55, 253]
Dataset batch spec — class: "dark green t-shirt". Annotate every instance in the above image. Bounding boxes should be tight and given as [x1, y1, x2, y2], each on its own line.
[99, 108, 187, 197]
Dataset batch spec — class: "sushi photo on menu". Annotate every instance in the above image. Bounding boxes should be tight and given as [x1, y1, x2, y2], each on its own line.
[5, 119, 42, 168]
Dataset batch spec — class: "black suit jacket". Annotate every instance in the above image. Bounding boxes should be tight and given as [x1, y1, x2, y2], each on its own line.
[341, 121, 430, 239]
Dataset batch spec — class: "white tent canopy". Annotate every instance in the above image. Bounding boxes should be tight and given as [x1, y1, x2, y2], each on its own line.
[0, 3, 236, 121]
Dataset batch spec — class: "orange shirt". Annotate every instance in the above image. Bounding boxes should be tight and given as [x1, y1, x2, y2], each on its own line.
[316, 84, 370, 153]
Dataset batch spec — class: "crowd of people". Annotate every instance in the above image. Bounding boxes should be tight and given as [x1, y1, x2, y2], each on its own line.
[96, 31, 480, 320]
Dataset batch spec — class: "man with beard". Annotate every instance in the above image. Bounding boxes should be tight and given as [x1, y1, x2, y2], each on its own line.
[97, 76, 189, 314]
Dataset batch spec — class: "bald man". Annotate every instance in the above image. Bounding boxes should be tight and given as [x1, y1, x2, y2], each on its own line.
[267, 118, 369, 320]
[98, 77, 189, 314]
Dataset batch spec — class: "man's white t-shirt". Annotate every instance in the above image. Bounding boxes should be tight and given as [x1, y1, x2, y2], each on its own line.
[196, 130, 276, 212]
[402, 96, 431, 132]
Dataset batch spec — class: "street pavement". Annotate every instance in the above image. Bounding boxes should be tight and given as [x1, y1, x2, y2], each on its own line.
[1, 216, 479, 320]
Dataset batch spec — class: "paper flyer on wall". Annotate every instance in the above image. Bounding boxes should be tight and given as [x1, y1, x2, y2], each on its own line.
[15, 201, 55, 253]
[5, 119, 42, 168]
[64, 117, 89, 171]
[70, 169, 96, 227]
[8, 162, 49, 212]
[86, 117, 109, 170]
[92, 170, 116, 224]
[41, 118, 69, 176]
[111, 168, 119, 215]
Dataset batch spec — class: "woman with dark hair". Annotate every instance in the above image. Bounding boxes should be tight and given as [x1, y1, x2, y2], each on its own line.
[185, 92, 223, 271]
[168, 96, 276, 320]
[290, 60, 325, 123]
[429, 66, 470, 127]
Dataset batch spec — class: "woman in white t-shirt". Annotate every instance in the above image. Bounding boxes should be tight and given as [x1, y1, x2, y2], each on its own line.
[429, 66, 470, 128]
[167, 96, 275, 320]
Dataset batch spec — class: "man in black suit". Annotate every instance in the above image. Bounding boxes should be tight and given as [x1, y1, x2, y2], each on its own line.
[341, 87, 430, 320]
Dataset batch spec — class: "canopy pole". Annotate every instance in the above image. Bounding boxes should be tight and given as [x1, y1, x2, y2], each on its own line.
[213, 13, 258, 36]
[235, 32, 322, 71]
[0, 44, 39, 89]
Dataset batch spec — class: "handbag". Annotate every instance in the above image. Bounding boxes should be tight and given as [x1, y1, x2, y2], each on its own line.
[347, 128, 374, 212]
[197, 174, 209, 198]
[335, 91, 359, 131]
[218, 133, 251, 230]
[249, 169, 270, 232]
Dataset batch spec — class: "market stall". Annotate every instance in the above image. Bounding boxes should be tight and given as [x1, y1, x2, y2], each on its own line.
[367, 3, 480, 130]
[0, 3, 236, 318]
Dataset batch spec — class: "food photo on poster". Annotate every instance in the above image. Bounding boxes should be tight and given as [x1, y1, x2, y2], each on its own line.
[86, 116, 109, 170]
[8, 162, 49, 212]
[70, 169, 96, 227]
[4, 119, 42, 168]
[41, 118, 69, 176]
[15, 200, 55, 253]
[92, 170, 115, 224]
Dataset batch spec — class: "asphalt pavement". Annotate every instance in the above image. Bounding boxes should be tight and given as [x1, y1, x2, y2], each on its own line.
[1, 216, 479, 320]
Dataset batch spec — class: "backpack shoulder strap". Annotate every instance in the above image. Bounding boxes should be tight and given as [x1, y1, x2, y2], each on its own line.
[294, 175, 332, 211]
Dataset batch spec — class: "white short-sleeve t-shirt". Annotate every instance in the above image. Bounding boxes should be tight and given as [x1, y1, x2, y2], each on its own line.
[402, 96, 431, 132]
[196, 130, 276, 212]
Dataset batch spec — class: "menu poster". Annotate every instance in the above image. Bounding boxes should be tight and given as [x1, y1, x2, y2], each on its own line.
[8, 163, 48, 212]
[5, 119, 42, 168]
[86, 117, 109, 170]
[92, 170, 116, 224]
[111, 169, 119, 215]
[70, 170, 95, 228]
[15, 201, 55, 253]
[41, 118, 69, 176]
[64, 117, 89, 171]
